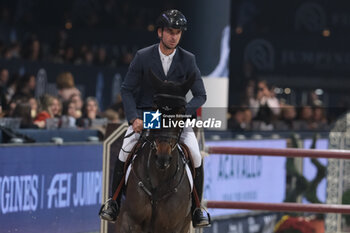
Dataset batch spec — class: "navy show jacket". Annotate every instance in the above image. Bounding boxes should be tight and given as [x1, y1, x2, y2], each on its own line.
[121, 43, 207, 122]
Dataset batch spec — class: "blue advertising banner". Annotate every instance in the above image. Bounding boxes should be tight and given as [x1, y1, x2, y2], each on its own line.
[0, 144, 103, 233]
[204, 140, 287, 217]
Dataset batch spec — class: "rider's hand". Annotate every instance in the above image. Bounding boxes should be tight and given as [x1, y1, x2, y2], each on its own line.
[132, 118, 143, 133]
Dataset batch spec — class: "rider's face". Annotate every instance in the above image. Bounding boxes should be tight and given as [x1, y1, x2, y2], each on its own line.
[158, 27, 182, 50]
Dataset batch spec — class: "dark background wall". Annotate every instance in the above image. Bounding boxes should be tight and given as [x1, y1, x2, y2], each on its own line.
[229, 0, 350, 108]
[181, 0, 231, 75]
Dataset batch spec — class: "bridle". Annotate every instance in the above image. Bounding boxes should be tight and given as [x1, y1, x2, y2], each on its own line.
[144, 128, 183, 153]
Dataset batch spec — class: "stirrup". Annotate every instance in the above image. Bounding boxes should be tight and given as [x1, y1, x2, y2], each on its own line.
[99, 198, 119, 222]
[192, 208, 211, 228]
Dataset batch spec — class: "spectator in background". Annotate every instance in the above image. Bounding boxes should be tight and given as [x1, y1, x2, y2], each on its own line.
[277, 104, 298, 130]
[309, 90, 323, 107]
[76, 96, 101, 128]
[0, 68, 9, 91]
[311, 105, 328, 130]
[250, 80, 280, 117]
[108, 94, 125, 121]
[249, 80, 280, 130]
[12, 102, 39, 128]
[244, 107, 253, 130]
[13, 74, 36, 100]
[240, 61, 258, 104]
[34, 94, 61, 128]
[243, 79, 256, 105]
[0, 68, 9, 115]
[51, 30, 69, 63]
[75, 45, 95, 65]
[119, 50, 134, 66]
[70, 93, 83, 118]
[228, 106, 251, 131]
[53, 97, 62, 118]
[21, 35, 41, 61]
[298, 105, 313, 130]
[101, 108, 121, 124]
[74, 43, 89, 65]
[0, 40, 3, 55]
[3, 42, 21, 60]
[95, 46, 110, 66]
[56, 71, 81, 101]
[5, 73, 20, 103]
[5, 96, 28, 117]
[61, 100, 78, 128]
[5, 73, 20, 104]
[31, 38, 41, 61]
[28, 97, 38, 119]
[0, 88, 6, 117]
[64, 45, 75, 63]
[84, 49, 94, 65]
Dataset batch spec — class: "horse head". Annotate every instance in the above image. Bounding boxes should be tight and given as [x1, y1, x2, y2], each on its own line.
[148, 69, 195, 170]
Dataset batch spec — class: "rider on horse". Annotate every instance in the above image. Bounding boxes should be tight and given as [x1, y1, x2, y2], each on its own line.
[99, 9, 211, 228]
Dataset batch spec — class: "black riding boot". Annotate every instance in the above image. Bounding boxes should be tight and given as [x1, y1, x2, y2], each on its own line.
[99, 158, 125, 222]
[192, 164, 211, 228]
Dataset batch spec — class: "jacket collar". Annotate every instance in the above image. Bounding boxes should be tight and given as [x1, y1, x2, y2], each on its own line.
[152, 43, 180, 79]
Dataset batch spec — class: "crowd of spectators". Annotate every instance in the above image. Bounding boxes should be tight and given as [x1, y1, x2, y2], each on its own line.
[0, 0, 180, 68]
[0, 1, 345, 133]
[0, 68, 125, 130]
[227, 79, 334, 132]
[0, 66, 338, 133]
[0, 38, 343, 133]
[0, 0, 175, 29]
[0, 31, 138, 67]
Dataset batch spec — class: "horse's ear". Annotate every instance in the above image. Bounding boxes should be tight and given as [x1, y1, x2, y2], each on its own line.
[149, 68, 164, 91]
[181, 73, 196, 95]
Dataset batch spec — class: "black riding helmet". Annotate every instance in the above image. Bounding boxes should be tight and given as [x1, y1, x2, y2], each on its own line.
[156, 9, 187, 31]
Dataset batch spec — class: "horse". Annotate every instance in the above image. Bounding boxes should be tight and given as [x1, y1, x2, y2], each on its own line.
[114, 70, 196, 233]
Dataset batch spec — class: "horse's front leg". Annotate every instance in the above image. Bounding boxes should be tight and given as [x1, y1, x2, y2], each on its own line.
[115, 211, 143, 233]
[178, 214, 191, 233]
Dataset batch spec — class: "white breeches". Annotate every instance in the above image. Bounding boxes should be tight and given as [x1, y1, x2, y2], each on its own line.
[118, 125, 202, 168]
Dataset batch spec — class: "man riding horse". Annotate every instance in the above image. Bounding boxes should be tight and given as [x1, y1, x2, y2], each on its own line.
[99, 9, 211, 228]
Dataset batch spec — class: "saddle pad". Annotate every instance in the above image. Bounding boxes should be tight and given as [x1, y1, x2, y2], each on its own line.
[125, 164, 193, 192]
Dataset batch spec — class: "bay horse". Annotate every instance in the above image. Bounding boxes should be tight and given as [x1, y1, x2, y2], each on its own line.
[115, 70, 196, 233]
